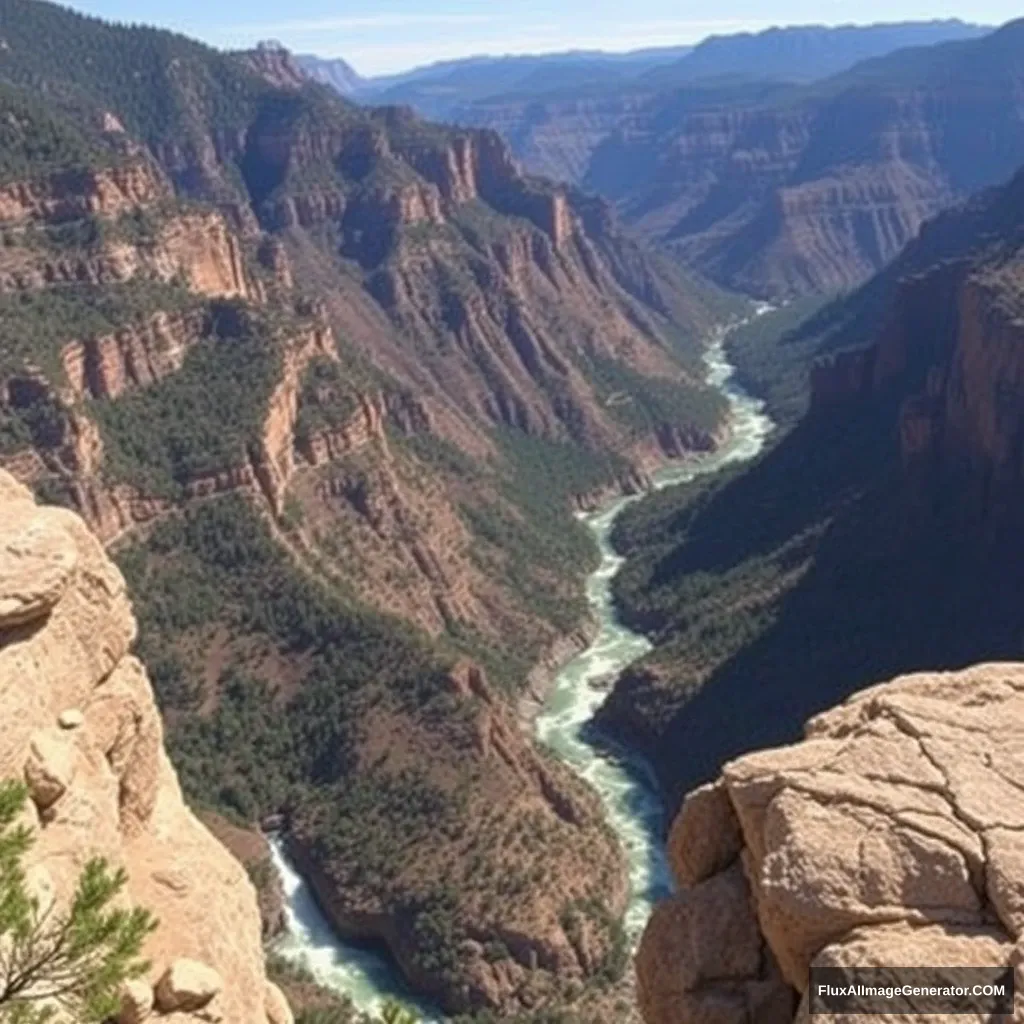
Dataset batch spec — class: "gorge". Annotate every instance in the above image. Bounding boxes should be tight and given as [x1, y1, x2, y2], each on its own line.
[6, 3, 1024, 1023]
[266, 323, 774, 1018]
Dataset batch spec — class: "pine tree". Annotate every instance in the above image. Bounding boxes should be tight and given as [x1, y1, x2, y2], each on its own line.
[0, 780, 157, 1023]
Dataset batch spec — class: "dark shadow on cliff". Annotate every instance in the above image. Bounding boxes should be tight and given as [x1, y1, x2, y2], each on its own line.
[607, 381, 1024, 816]
[648, 426, 1024, 812]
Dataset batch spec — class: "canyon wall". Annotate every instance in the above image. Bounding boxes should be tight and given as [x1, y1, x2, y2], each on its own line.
[0, 470, 290, 1024]
[452, 21, 1024, 299]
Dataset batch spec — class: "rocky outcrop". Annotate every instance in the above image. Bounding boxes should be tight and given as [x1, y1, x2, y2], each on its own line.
[0, 209, 251, 299]
[61, 308, 207, 400]
[0, 471, 289, 1023]
[149, 210, 251, 299]
[254, 321, 337, 515]
[298, 393, 385, 466]
[636, 663, 1024, 1024]
[0, 160, 168, 224]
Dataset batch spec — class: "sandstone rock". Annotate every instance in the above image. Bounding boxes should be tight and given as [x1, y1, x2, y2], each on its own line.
[154, 958, 223, 1013]
[0, 504, 78, 626]
[637, 862, 794, 1024]
[667, 780, 742, 887]
[24, 729, 75, 809]
[58, 709, 84, 730]
[0, 471, 291, 1024]
[117, 978, 154, 1024]
[637, 663, 1024, 1024]
[264, 981, 294, 1024]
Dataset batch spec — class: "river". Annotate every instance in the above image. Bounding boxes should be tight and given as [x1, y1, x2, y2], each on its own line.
[268, 322, 775, 1020]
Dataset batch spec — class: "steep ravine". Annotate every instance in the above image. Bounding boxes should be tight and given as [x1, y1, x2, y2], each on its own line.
[267, 322, 775, 1019]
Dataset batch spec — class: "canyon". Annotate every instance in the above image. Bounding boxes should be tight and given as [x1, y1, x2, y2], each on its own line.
[603, 152, 1024, 820]
[425, 20, 1024, 299]
[6, 2, 1024, 1022]
[0, 2, 740, 1017]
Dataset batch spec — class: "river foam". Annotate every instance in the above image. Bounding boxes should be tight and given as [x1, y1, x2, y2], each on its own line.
[268, 318, 774, 1018]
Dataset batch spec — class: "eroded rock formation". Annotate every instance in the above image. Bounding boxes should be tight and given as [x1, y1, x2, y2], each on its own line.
[636, 663, 1024, 1024]
[0, 471, 290, 1024]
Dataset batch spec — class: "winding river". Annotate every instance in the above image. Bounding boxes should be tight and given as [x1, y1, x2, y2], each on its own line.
[268, 323, 775, 1020]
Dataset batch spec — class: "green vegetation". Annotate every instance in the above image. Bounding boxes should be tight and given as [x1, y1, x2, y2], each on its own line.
[295, 358, 361, 441]
[0, 281, 199, 381]
[0, 0, 264, 170]
[116, 495, 446, 817]
[116, 494, 479, 907]
[465, 430, 620, 633]
[394, 428, 628, 691]
[724, 296, 834, 427]
[0, 781, 156, 1022]
[0, 388, 64, 458]
[0, 82, 113, 185]
[91, 302, 283, 498]
[584, 355, 726, 440]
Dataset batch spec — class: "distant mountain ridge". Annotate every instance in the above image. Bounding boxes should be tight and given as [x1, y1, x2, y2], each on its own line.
[643, 19, 987, 86]
[296, 44, 696, 115]
[300, 20, 986, 114]
[298, 19, 1009, 299]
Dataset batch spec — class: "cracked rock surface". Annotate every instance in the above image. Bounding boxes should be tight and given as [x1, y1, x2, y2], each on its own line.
[636, 664, 1024, 1024]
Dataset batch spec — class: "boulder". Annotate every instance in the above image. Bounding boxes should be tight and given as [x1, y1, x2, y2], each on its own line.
[0, 503, 78, 627]
[58, 709, 85, 730]
[24, 729, 75, 809]
[637, 664, 1024, 1024]
[154, 958, 223, 1013]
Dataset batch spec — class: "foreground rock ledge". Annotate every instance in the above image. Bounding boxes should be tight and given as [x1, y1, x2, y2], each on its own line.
[0, 470, 290, 1024]
[636, 663, 1024, 1024]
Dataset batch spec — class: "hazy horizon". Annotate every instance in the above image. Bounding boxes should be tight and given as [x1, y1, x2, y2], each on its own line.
[56, 0, 1016, 77]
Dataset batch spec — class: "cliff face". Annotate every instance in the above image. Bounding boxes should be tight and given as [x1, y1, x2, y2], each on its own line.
[636, 663, 1024, 1024]
[0, 160, 166, 223]
[0, 470, 290, 1024]
[594, 71, 1021, 299]
[0, 206, 251, 300]
[808, 238, 1024, 537]
[61, 309, 208, 401]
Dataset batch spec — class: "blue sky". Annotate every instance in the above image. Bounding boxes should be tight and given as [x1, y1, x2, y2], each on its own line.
[62, 0, 1021, 76]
